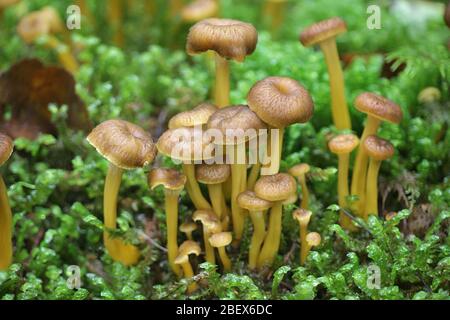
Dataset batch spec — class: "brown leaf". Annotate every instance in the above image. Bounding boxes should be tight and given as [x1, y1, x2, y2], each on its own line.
[0, 58, 92, 140]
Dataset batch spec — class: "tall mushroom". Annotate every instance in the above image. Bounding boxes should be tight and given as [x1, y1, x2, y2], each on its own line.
[87, 120, 157, 265]
[254, 173, 297, 268]
[174, 240, 201, 294]
[148, 168, 186, 277]
[299, 17, 350, 130]
[351, 93, 402, 215]
[328, 134, 359, 230]
[292, 208, 312, 266]
[301, 232, 321, 265]
[289, 163, 310, 209]
[362, 135, 395, 219]
[157, 126, 214, 210]
[193, 209, 221, 264]
[0, 133, 13, 270]
[237, 191, 273, 270]
[247, 77, 314, 175]
[209, 231, 232, 272]
[186, 18, 258, 107]
[207, 105, 267, 244]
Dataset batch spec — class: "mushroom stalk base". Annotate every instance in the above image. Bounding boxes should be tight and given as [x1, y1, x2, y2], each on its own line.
[337, 154, 357, 231]
[301, 244, 312, 266]
[0, 175, 12, 270]
[218, 246, 231, 272]
[203, 229, 215, 265]
[182, 163, 211, 210]
[181, 261, 198, 294]
[257, 202, 282, 268]
[214, 53, 230, 108]
[104, 163, 140, 266]
[248, 210, 265, 270]
[364, 159, 382, 220]
[165, 189, 182, 277]
[320, 38, 351, 130]
[299, 224, 308, 265]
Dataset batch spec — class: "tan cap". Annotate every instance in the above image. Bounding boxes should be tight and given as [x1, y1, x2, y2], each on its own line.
[193, 209, 222, 233]
[0, 132, 13, 166]
[17, 7, 63, 43]
[168, 103, 218, 129]
[292, 208, 312, 227]
[186, 18, 258, 62]
[181, 0, 219, 23]
[174, 240, 201, 264]
[328, 134, 359, 154]
[209, 231, 232, 247]
[362, 135, 394, 161]
[237, 190, 273, 211]
[306, 232, 321, 247]
[206, 105, 267, 145]
[196, 163, 230, 184]
[289, 163, 310, 178]
[87, 119, 157, 169]
[254, 173, 297, 202]
[180, 221, 197, 233]
[148, 168, 186, 191]
[247, 77, 314, 128]
[299, 17, 347, 47]
[282, 192, 298, 206]
[354, 92, 403, 124]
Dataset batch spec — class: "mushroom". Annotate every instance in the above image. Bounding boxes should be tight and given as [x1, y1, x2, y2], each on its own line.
[180, 220, 197, 240]
[0, 133, 13, 270]
[247, 77, 314, 175]
[289, 163, 310, 209]
[181, 0, 219, 23]
[196, 163, 230, 223]
[207, 105, 267, 244]
[174, 240, 202, 294]
[237, 191, 273, 270]
[148, 168, 187, 276]
[0, 0, 20, 18]
[292, 208, 312, 266]
[351, 93, 402, 215]
[209, 231, 232, 272]
[157, 126, 214, 210]
[87, 120, 157, 265]
[264, 0, 287, 34]
[301, 232, 321, 265]
[254, 173, 297, 268]
[186, 18, 258, 107]
[168, 103, 218, 129]
[362, 135, 395, 219]
[299, 17, 351, 130]
[17, 7, 78, 74]
[328, 134, 359, 230]
[193, 209, 221, 264]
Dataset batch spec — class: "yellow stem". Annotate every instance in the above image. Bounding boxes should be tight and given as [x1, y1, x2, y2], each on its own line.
[214, 53, 230, 108]
[299, 176, 309, 209]
[181, 261, 198, 294]
[248, 210, 265, 270]
[320, 38, 351, 130]
[299, 223, 309, 265]
[257, 202, 282, 268]
[104, 163, 140, 266]
[364, 159, 382, 220]
[109, 0, 124, 47]
[218, 246, 231, 272]
[182, 163, 211, 210]
[203, 229, 215, 264]
[265, 0, 285, 34]
[300, 243, 311, 265]
[337, 154, 356, 230]
[247, 162, 261, 191]
[0, 175, 12, 270]
[263, 128, 284, 176]
[165, 189, 182, 277]
[231, 144, 246, 245]
[45, 36, 78, 74]
[207, 184, 224, 219]
[170, 0, 183, 17]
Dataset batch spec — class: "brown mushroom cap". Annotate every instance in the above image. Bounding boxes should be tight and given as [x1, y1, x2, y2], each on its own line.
[186, 18, 258, 62]
[292, 208, 312, 226]
[254, 173, 297, 202]
[289, 163, 310, 178]
[180, 221, 198, 233]
[209, 231, 232, 247]
[168, 103, 218, 129]
[196, 163, 230, 184]
[328, 134, 359, 154]
[247, 77, 314, 128]
[306, 232, 321, 247]
[354, 92, 403, 124]
[237, 190, 274, 211]
[87, 119, 157, 169]
[362, 135, 395, 161]
[156, 127, 215, 162]
[148, 168, 186, 191]
[207, 105, 267, 145]
[174, 240, 201, 264]
[17, 7, 63, 43]
[193, 209, 222, 233]
[299, 17, 347, 47]
[0, 133, 13, 166]
[181, 0, 218, 23]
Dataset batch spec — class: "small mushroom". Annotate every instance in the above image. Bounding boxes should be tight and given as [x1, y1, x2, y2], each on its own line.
[187, 18, 258, 107]
[247, 77, 314, 175]
[148, 168, 187, 277]
[193, 209, 221, 264]
[289, 163, 310, 209]
[209, 231, 232, 272]
[328, 134, 359, 230]
[174, 240, 202, 294]
[254, 173, 297, 268]
[362, 135, 394, 219]
[181, 0, 219, 23]
[237, 191, 273, 270]
[300, 17, 351, 130]
[292, 209, 312, 265]
[302, 232, 321, 265]
[180, 220, 197, 240]
[87, 120, 157, 265]
[351, 93, 402, 216]
[0, 133, 13, 270]
[168, 103, 218, 129]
